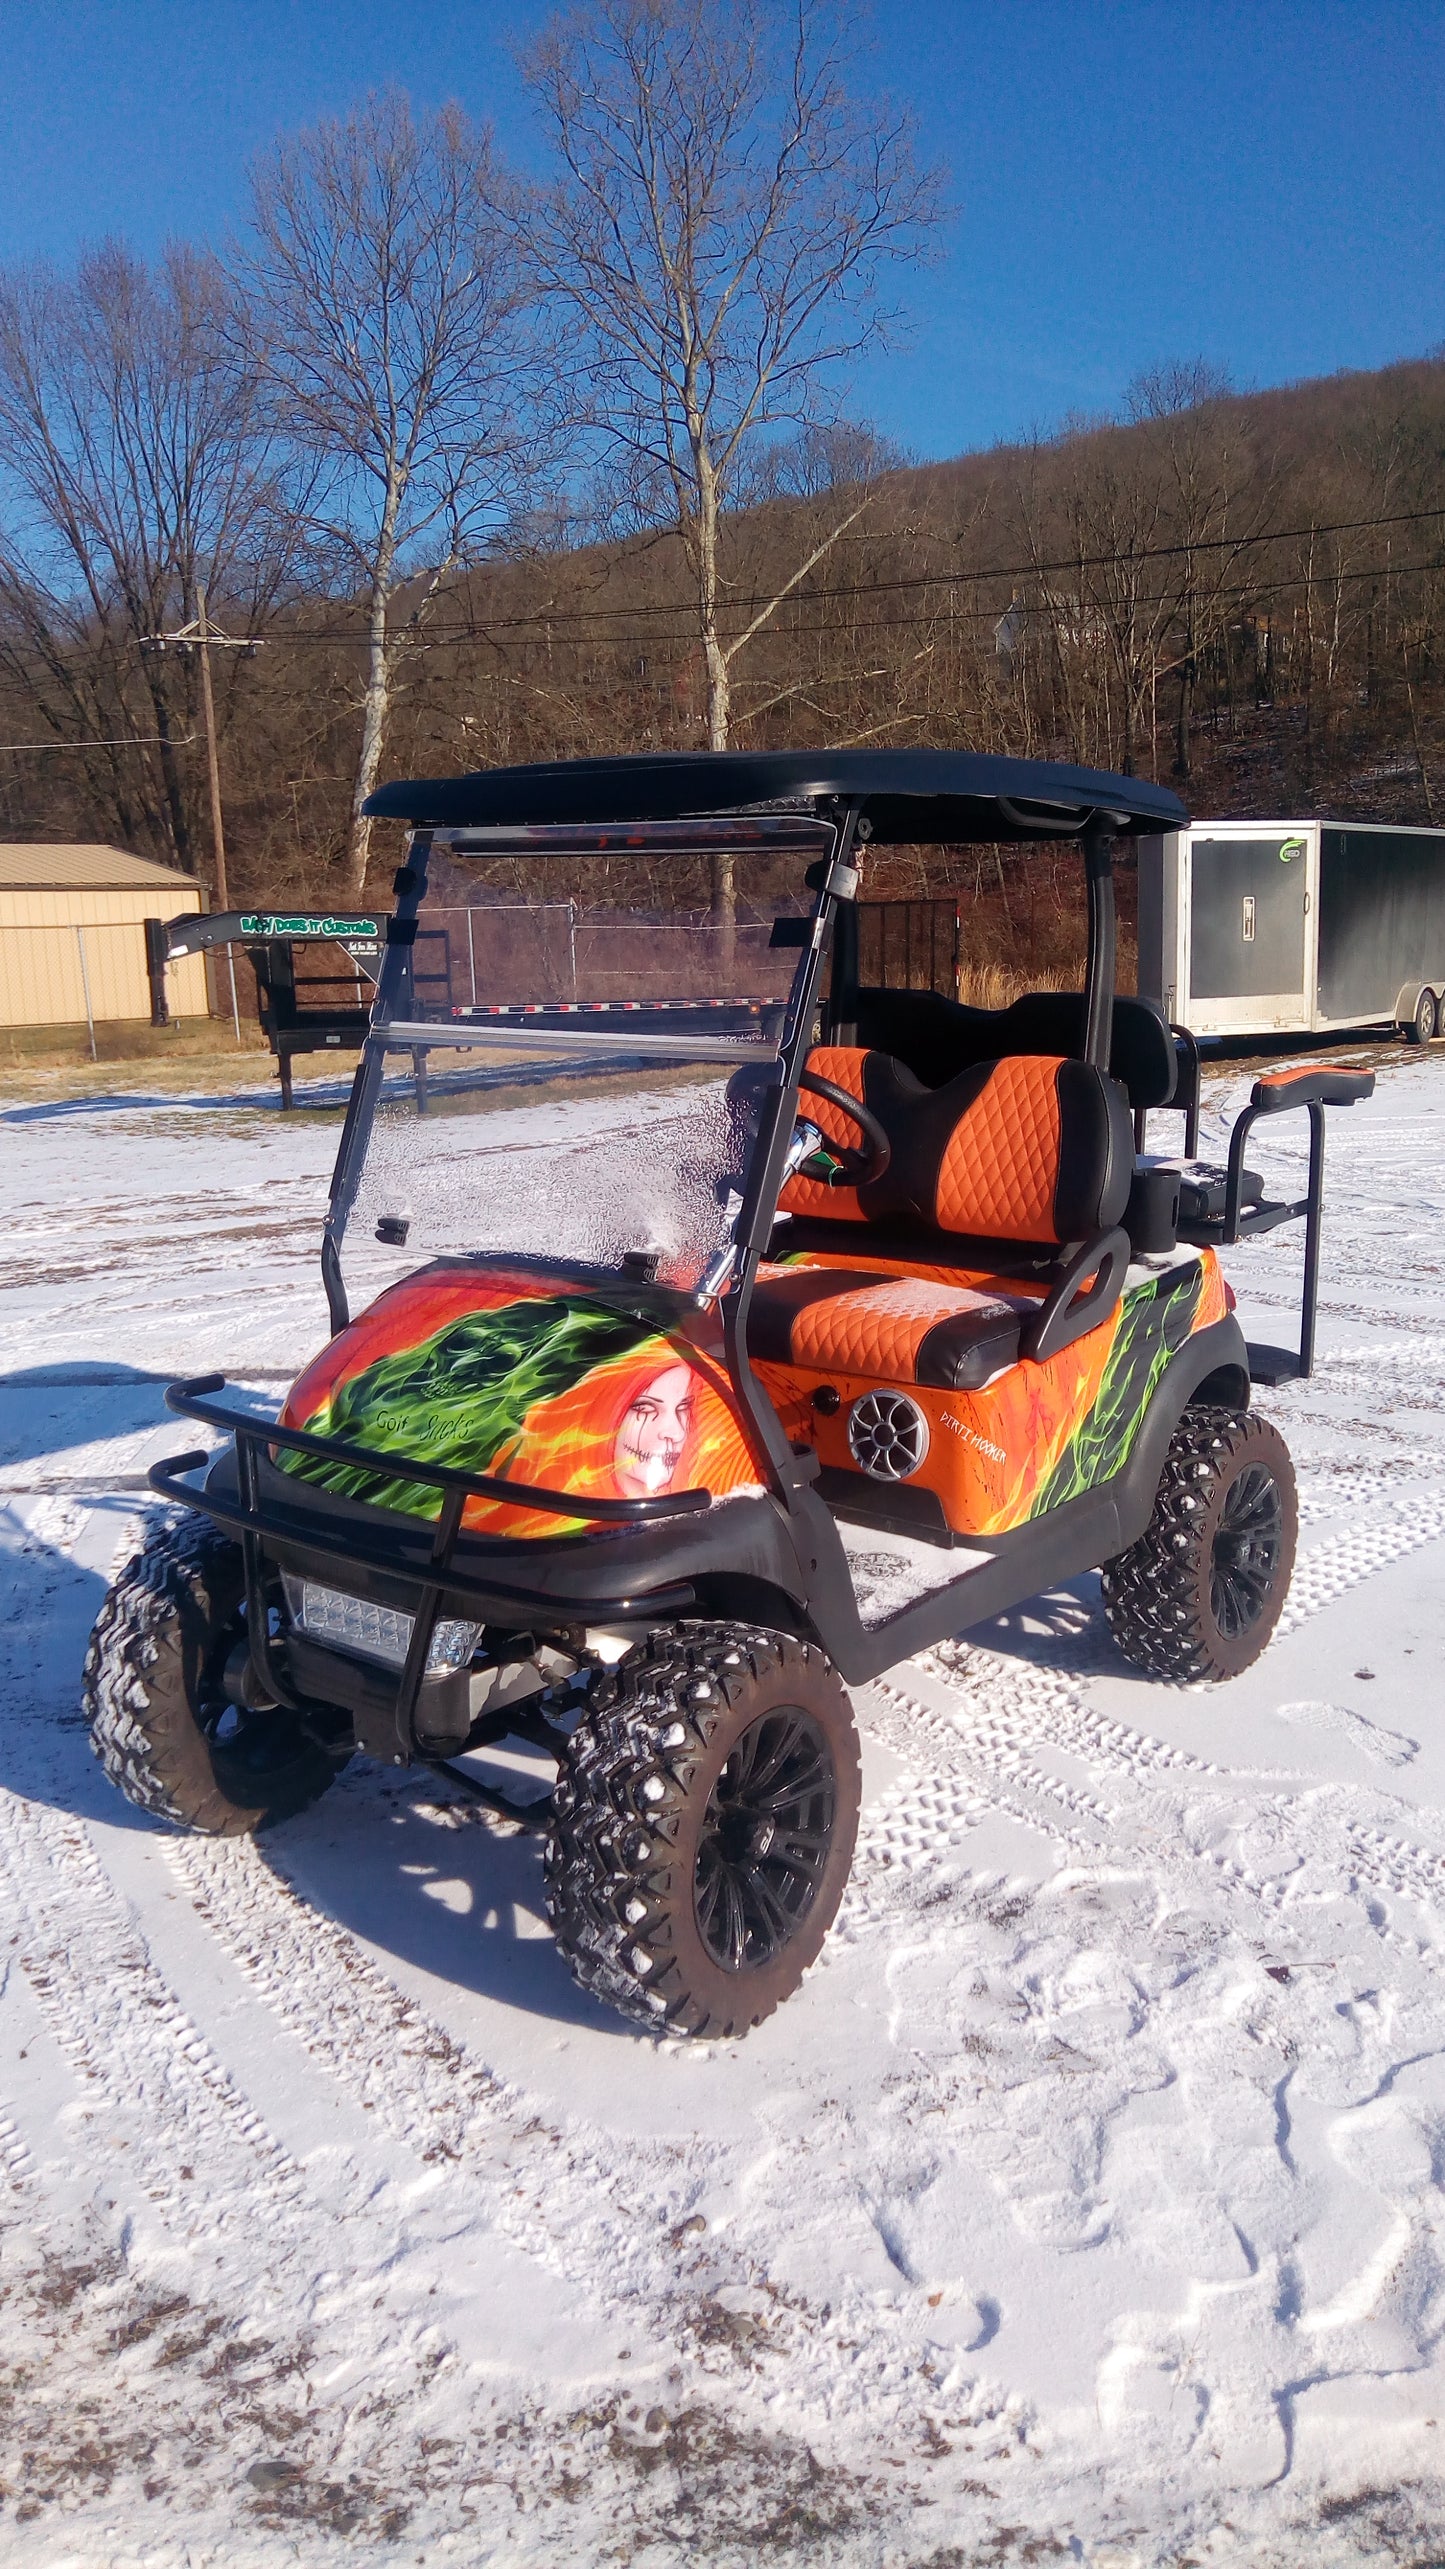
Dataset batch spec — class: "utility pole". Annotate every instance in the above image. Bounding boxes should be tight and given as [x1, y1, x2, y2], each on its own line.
[195, 582, 229, 914]
[146, 590, 259, 1044]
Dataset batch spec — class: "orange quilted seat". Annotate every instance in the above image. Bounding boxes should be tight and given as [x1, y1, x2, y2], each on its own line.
[932, 1055, 1061, 1238]
[749, 1263, 1029, 1390]
[779, 1043, 1134, 1247]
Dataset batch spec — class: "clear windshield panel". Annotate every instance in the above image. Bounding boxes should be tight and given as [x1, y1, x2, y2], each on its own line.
[406, 838, 808, 1026]
[340, 833, 814, 1297]
[345, 1058, 754, 1303]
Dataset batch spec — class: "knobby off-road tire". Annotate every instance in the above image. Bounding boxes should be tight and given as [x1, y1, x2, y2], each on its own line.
[84, 1512, 346, 1836]
[1101, 1405, 1298, 1682]
[545, 1623, 861, 2038]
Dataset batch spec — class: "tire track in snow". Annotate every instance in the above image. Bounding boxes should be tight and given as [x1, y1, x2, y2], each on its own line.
[0, 2103, 32, 2187]
[163, 1828, 1005, 2435]
[1277, 1492, 1445, 1632]
[846, 1479, 1445, 1938]
[0, 1791, 303, 2234]
[1345, 1825, 1445, 1914]
[167, 1836, 793, 2331]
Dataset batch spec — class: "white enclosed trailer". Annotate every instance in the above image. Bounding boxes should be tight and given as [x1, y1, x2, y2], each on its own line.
[1138, 817, 1445, 1043]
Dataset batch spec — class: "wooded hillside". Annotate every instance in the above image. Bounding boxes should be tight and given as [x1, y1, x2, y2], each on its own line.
[5, 342, 1444, 979]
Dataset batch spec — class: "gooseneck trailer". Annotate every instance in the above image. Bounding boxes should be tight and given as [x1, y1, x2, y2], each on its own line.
[1138, 818, 1445, 1045]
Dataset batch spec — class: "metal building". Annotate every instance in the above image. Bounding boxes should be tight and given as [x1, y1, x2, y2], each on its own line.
[0, 844, 209, 1031]
[1138, 817, 1445, 1043]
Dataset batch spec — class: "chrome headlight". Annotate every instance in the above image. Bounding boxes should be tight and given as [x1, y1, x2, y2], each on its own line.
[282, 1575, 481, 1676]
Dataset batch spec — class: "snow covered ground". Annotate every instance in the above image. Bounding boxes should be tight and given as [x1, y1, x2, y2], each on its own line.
[4, 1051, 1445, 2566]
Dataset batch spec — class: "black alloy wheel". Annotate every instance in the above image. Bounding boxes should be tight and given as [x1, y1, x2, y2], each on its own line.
[694, 1708, 837, 1971]
[1210, 1461, 1287, 1641]
[545, 1623, 862, 2038]
[1101, 1405, 1299, 1682]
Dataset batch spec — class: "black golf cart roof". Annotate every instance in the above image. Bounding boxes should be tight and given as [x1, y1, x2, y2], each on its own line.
[364, 748, 1188, 843]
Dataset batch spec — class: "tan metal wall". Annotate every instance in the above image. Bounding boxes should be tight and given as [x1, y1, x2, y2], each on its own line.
[0, 887, 208, 1027]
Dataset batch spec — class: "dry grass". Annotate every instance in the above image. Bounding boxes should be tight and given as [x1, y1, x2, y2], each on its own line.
[953, 962, 1072, 1010]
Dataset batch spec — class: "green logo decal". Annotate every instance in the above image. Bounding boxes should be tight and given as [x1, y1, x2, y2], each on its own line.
[1278, 839, 1306, 865]
[239, 913, 380, 938]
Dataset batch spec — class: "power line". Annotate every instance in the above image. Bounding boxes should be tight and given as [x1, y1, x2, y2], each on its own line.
[0, 727, 199, 751]
[218, 545, 1445, 659]
[251, 499, 1445, 641]
[102, 503, 1441, 659]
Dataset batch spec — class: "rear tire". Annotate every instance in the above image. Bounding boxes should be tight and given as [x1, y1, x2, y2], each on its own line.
[545, 1623, 861, 2038]
[1405, 988, 1437, 1044]
[84, 1514, 348, 1835]
[1101, 1406, 1297, 1682]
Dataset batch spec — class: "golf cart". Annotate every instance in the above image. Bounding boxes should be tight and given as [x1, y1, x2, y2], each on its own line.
[85, 751, 1374, 2038]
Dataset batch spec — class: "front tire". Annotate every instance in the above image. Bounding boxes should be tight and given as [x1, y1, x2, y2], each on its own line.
[84, 1514, 348, 1835]
[1101, 1406, 1297, 1682]
[1405, 988, 1437, 1045]
[545, 1624, 861, 2038]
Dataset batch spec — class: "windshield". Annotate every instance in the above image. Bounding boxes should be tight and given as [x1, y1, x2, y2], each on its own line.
[335, 832, 815, 1305]
[408, 831, 806, 1024]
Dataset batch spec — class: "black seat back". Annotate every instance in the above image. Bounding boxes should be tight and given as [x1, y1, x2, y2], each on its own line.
[850, 986, 1178, 1110]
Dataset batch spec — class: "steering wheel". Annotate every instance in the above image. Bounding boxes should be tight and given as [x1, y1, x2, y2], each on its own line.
[795, 1070, 892, 1187]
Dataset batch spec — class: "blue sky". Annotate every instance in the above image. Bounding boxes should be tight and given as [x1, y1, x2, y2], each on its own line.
[0, 0, 1440, 461]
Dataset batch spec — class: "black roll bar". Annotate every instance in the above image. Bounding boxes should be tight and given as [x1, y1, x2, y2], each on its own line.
[152, 1371, 707, 1763]
[162, 1375, 712, 1525]
[1082, 822, 1116, 1073]
[720, 810, 863, 1513]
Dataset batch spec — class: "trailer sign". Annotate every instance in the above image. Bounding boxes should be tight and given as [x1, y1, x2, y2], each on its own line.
[239, 914, 379, 940]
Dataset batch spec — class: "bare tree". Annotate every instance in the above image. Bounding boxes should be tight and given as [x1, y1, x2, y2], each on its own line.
[242, 91, 536, 892]
[0, 240, 290, 871]
[523, 0, 943, 781]
[1126, 361, 1273, 780]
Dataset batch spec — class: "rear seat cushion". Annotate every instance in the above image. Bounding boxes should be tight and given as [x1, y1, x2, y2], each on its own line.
[749, 1266, 1025, 1390]
[780, 1046, 1134, 1244]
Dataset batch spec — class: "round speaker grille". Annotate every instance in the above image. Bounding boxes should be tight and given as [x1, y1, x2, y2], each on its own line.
[847, 1389, 930, 1482]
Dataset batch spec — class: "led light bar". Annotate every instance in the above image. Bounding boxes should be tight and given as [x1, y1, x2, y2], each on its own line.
[283, 1575, 481, 1676]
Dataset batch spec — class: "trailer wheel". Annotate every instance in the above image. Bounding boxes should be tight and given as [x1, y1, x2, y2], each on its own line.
[545, 1623, 860, 2038]
[1405, 988, 1437, 1044]
[1101, 1406, 1297, 1682]
[84, 1514, 348, 1835]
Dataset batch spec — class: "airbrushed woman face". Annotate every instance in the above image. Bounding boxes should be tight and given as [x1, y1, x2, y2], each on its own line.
[613, 1363, 695, 1497]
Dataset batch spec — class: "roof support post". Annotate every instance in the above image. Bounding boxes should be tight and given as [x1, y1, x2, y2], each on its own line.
[1082, 820, 1116, 1073]
[320, 829, 433, 1335]
[723, 804, 861, 1509]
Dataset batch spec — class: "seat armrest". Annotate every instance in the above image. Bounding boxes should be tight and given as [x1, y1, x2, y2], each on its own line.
[1250, 1065, 1375, 1113]
[1023, 1228, 1130, 1365]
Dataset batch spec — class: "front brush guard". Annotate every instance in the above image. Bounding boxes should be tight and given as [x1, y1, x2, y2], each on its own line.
[149, 1374, 705, 1765]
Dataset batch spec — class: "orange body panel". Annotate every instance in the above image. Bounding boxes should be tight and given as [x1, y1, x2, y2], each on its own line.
[275, 1244, 1230, 1549]
[280, 1261, 761, 1537]
[754, 1247, 1229, 1539]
